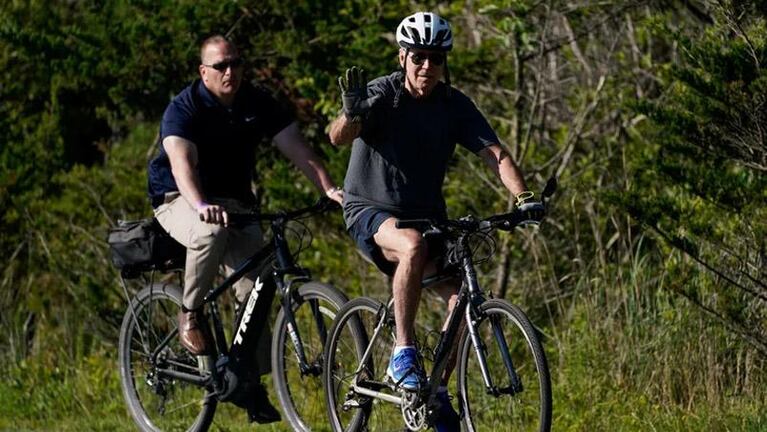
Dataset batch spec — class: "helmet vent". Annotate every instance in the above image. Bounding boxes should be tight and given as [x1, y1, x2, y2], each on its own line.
[435, 29, 445, 43]
[396, 12, 453, 51]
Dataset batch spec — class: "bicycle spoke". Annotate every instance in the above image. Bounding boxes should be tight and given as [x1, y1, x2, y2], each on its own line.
[325, 298, 404, 431]
[273, 284, 347, 431]
[120, 285, 215, 432]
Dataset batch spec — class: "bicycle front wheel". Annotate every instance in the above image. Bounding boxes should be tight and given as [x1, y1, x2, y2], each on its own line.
[324, 296, 405, 432]
[457, 299, 552, 432]
[119, 283, 216, 432]
[271, 282, 349, 431]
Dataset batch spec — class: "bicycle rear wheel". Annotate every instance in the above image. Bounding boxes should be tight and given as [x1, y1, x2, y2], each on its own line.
[457, 299, 552, 432]
[119, 283, 216, 432]
[324, 296, 405, 432]
[271, 282, 349, 431]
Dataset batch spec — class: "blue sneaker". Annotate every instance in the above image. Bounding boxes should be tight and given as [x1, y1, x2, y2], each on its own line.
[386, 347, 424, 390]
[433, 391, 461, 432]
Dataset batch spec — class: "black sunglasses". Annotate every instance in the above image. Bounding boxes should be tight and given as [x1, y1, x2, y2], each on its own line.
[409, 52, 446, 66]
[203, 57, 244, 72]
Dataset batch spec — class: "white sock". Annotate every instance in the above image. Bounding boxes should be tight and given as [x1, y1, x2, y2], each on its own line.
[393, 345, 415, 356]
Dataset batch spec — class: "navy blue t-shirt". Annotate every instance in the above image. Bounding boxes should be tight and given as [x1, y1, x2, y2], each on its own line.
[343, 71, 499, 227]
[148, 79, 294, 207]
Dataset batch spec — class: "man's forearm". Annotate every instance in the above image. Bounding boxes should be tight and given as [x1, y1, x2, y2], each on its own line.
[294, 152, 337, 193]
[498, 156, 527, 197]
[274, 123, 339, 193]
[171, 164, 207, 208]
[328, 114, 362, 146]
[164, 136, 207, 208]
[480, 145, 528, 196]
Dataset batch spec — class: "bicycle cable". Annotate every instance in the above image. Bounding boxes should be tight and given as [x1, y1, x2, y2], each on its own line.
[468, 229, 496, 265]
[285, 218, 313, 262]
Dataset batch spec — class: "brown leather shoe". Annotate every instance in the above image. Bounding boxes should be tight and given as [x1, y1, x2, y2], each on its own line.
[177, 310, 213, 355]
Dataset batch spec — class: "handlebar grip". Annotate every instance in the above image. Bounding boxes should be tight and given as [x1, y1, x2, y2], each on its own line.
[320, 197, 342, 212]
[395, 219, 432, 230]
[514, 202, 545, 227]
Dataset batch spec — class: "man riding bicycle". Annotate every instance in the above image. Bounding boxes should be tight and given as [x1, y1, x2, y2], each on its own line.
[329, 12, 540, 431]
[147, 35, 343, 423]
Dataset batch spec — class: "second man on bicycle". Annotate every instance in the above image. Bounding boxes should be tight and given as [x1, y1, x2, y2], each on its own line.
[147, 34, 343, 424]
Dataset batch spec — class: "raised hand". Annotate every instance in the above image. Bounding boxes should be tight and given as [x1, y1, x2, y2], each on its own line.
[338, 66, 381, 122]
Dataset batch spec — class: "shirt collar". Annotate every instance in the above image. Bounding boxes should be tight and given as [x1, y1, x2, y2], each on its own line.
[195, 79, 223, 109]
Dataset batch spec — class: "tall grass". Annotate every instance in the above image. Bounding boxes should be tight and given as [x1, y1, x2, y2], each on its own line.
[1, 180, 764, 431]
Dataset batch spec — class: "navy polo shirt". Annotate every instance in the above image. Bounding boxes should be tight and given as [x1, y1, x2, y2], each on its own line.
[147, 79, 294, 208]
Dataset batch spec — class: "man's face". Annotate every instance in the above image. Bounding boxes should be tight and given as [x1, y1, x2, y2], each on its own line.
[398, 48, 446, 98]
[199, 41, 243, 102]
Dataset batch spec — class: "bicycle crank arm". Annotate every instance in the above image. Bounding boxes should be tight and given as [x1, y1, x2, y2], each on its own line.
[352, 383, 403, 406]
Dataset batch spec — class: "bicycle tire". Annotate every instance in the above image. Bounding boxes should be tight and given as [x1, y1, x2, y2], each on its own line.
[324, 296, 404, 432]
[119, 283, 217, 432]
[456, 299, 552, 432]
[271, 282, 349, 431]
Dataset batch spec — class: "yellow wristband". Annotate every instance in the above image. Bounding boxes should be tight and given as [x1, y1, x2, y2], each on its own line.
[514, 191, 534, 206]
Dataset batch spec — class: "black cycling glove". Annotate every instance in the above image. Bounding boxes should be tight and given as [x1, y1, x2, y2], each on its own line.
[338, 66, 381, 123]
[514, 192, 544, 226]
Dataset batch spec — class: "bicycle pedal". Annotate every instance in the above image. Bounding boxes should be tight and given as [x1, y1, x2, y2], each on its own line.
[384, 374, 407, 392]
[342, 390, 373, 412]
[342, 399, 365, 410]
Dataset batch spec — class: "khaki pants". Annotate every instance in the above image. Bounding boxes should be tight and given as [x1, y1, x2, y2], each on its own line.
[154, 193, 270, 375]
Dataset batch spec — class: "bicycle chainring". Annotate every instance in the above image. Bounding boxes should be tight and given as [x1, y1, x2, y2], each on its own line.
[400, 391, 427, 431]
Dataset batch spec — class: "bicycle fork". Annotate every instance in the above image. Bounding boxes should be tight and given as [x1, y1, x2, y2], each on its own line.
[281, 276, 325, 376]
[462, 251, 523, 397]
[465, 303, 523, 396]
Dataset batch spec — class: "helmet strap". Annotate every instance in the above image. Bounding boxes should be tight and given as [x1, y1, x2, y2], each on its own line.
[394, 47, 409, 108]
[444, 55, 452, 98]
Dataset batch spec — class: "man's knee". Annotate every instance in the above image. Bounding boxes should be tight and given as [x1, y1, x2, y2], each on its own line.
[396, 235, 428, 264]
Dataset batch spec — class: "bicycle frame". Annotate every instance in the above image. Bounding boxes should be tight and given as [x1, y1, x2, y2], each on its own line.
[149, 210, 329, 390]
[348, 230, 524, 412]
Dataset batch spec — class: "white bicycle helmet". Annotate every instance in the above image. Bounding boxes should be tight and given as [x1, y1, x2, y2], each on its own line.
[396, 12, 453, 52]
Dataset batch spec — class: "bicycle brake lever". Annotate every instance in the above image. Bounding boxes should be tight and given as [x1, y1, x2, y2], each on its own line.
[542, 177, 557, 201]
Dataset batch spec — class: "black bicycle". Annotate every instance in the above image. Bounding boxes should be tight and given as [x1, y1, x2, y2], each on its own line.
[323, 180, 556, 432]
[117, 197, 347, 432]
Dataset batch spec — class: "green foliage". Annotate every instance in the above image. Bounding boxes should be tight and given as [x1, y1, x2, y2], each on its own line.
[1, 0, 766, 429]
[618, 3, 767, 361]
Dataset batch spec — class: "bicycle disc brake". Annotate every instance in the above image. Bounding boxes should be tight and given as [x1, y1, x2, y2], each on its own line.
[401, 391, 427, 431]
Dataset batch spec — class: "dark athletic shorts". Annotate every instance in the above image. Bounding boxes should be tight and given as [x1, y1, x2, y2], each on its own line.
[347, 207, 446, 276]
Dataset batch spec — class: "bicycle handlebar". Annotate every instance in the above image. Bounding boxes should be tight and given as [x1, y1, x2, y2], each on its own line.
[395, 177, 557, 237]
[225, 196, 340, 226]
[395, 202, 544, 235]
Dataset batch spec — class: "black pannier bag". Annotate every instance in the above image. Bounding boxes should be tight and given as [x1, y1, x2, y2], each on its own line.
[108, 218, 185, 276]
